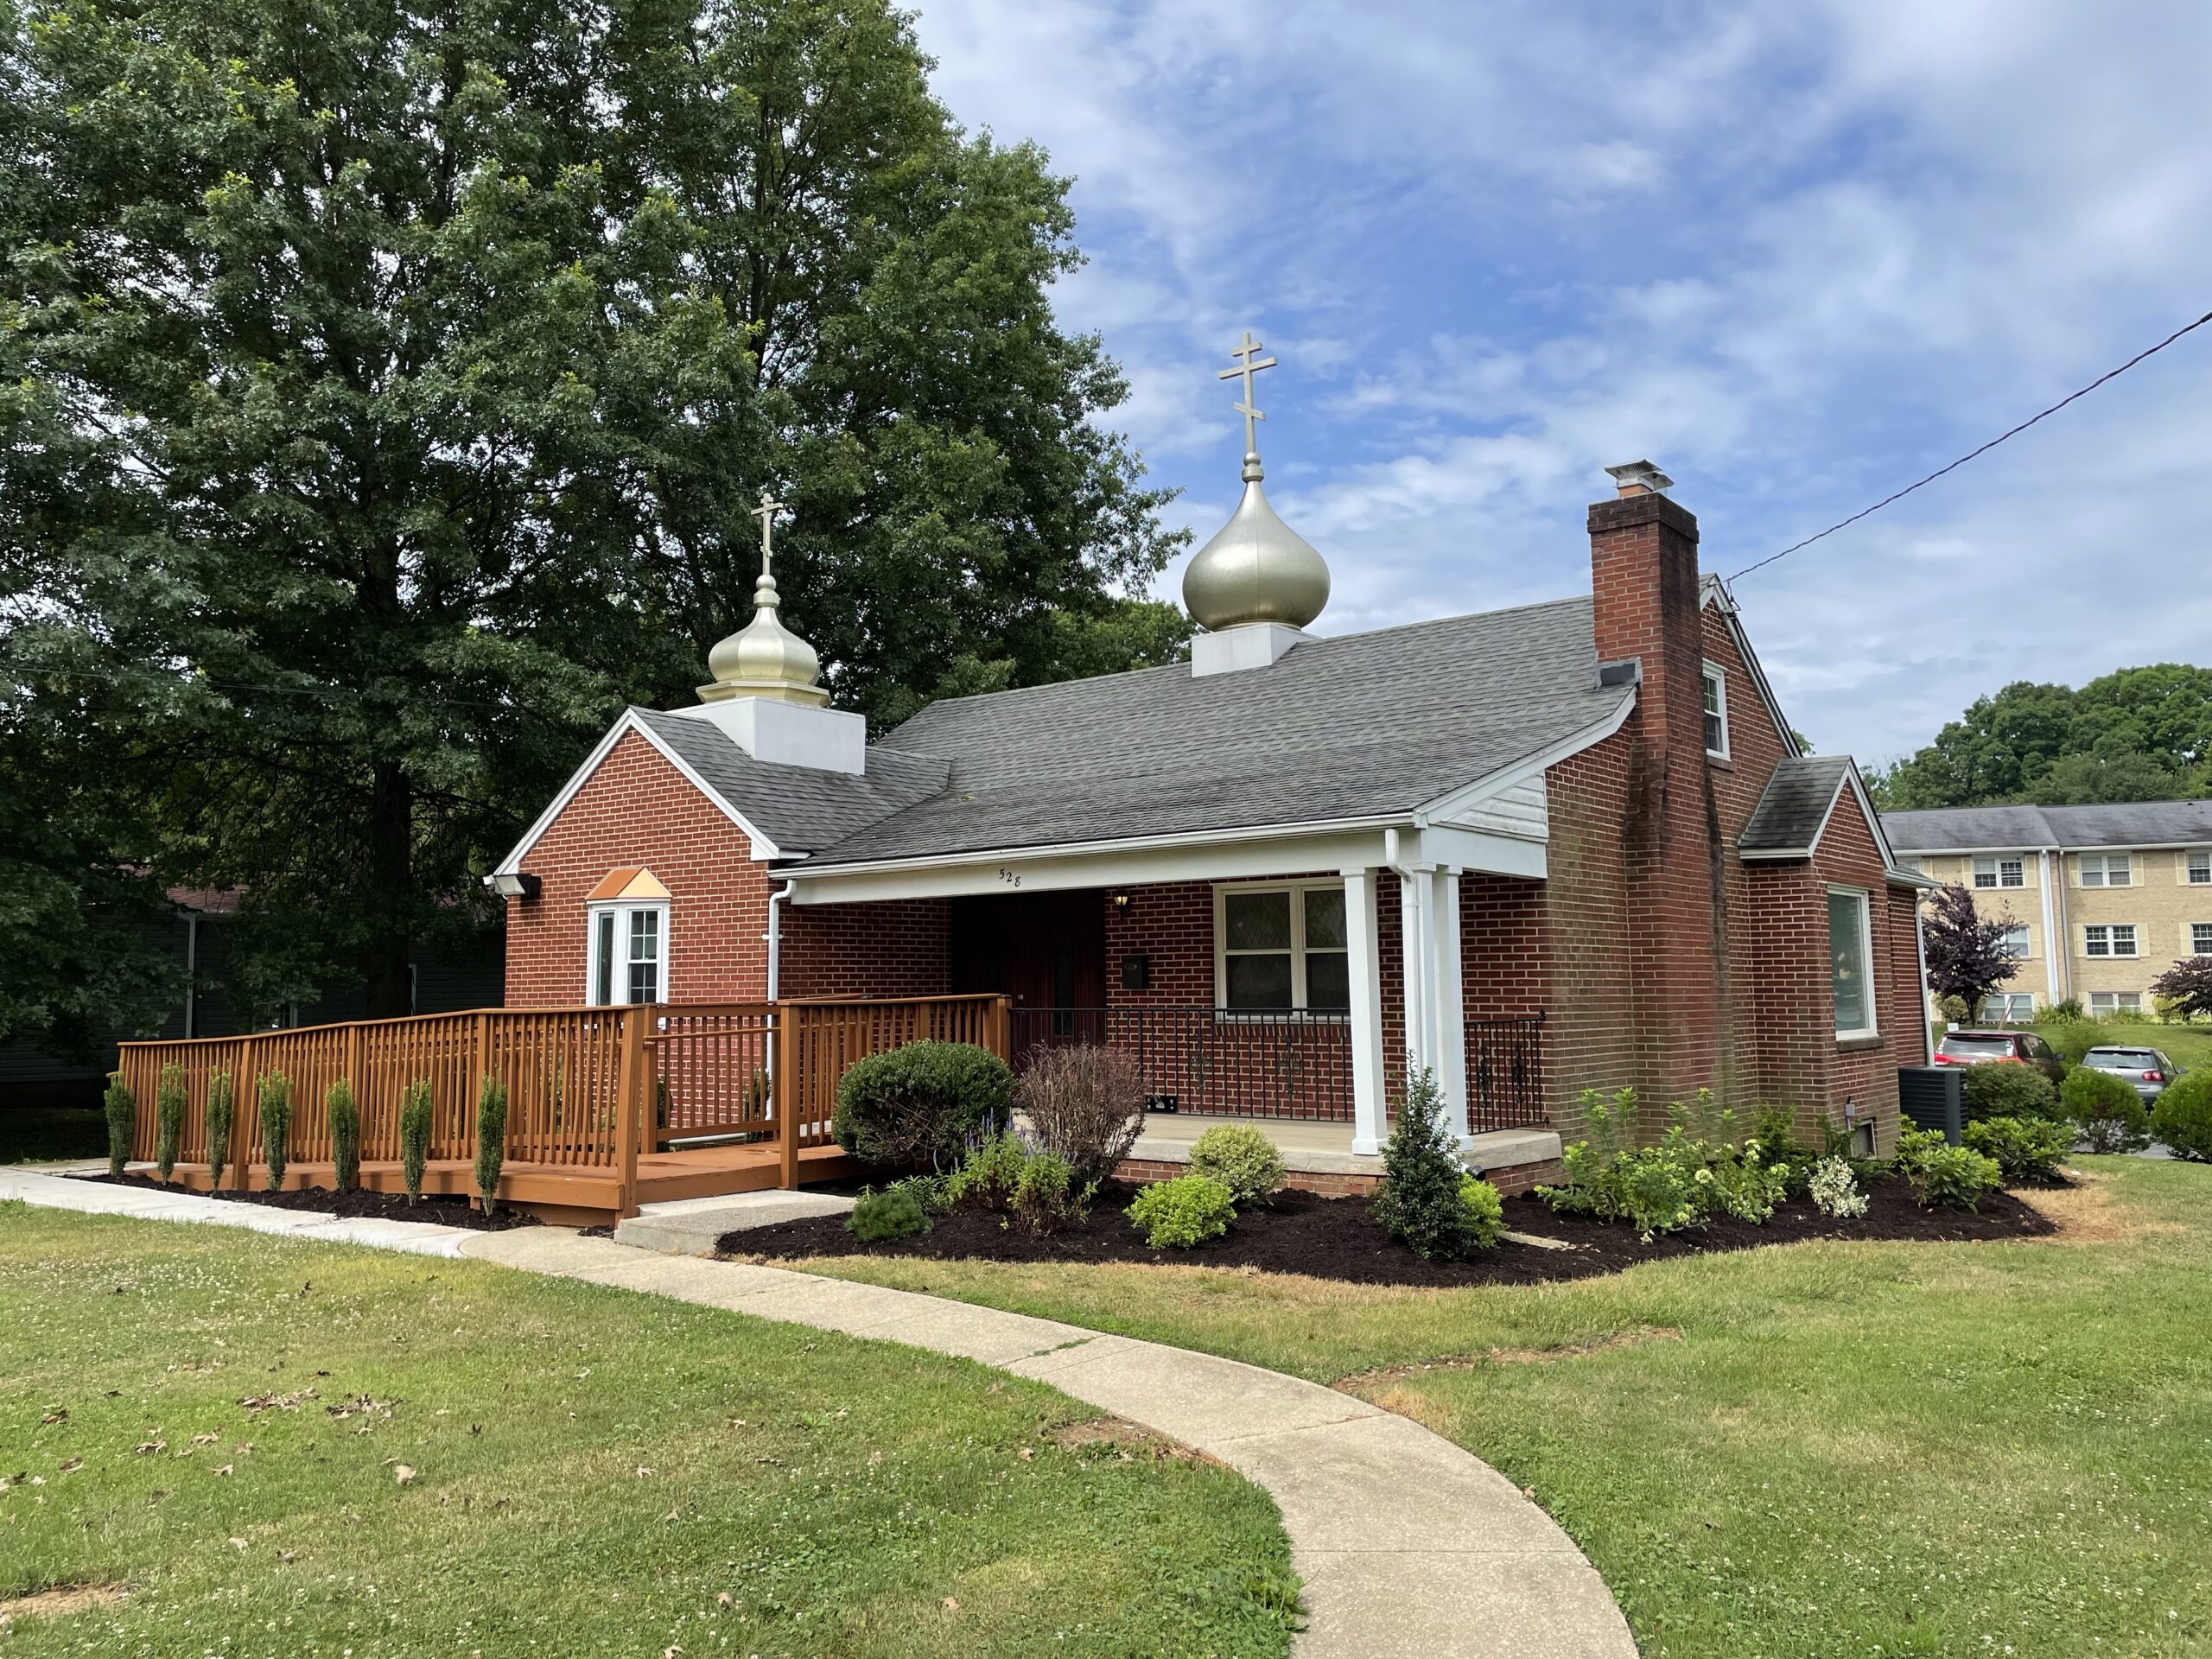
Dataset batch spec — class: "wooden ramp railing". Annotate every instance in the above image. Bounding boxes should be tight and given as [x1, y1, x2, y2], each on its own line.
[115, 995, 1008, 1217]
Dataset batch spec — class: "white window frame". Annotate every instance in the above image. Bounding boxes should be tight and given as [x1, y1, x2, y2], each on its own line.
[2089, 991, 2142, 1015]
[1980, 992, 2035, 1022]
[1973, 855, 2024, 889]
[1827, 884, 1878, 1043]
[1212, 880, 1351, 1016]
[1700, 662, 1730, 760]
[2192, 921, 2212, 957]
[1999, 924, 2030, 959]
[587, 900, 669, 1006]
[2188, 850, 2211, 886]
[2082, 923, 2138, 959]
[2079, 853, 2133, 888]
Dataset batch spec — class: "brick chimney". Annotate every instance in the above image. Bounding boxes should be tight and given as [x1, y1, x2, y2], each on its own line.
[1586, 462, 1732, 1114]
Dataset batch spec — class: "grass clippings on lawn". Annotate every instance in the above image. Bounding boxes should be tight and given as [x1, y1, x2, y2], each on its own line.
[798, 1157, 2212, 1659]
[0, 1202, 1299, 1658]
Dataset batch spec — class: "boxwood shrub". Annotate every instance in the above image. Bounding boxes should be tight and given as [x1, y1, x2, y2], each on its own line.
[2062, 1065, 2152, 1154]
[1962, 1114, 2070, 1183]
[1961, 1061, 2061, 1123]
[847, 1185, 931, 1243]
[1187, 1122, 1287, 1207]
[2151, 1069, 2212, 1161]
[1127, 1173, 1236, 1249]
[832, 1041, 1014, 1173]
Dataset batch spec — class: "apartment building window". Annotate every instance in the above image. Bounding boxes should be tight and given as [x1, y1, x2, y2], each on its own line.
[2082, 924, 2138, 958]
[2080, 853, 2133, 887]
[1701, 664, 1730, 759]
[2089, 991, 2142, 1015]
[1980, 993, 2035, 1022]
[2190, 850, 2211, 885]
[1973, 855, 2024, 888]
[2193, 922, 2212, 957]
[1999, 925, 2030, 958]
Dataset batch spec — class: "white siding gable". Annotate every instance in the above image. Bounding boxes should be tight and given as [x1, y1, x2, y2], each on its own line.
[1441, 776, 1548, 841]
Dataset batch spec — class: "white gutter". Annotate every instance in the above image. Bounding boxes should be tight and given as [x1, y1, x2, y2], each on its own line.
[765, 879, 796, 1001]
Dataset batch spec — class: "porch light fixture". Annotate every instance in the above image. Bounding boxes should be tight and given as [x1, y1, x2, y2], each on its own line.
[1111, 890, 1133, 910]
[486, 871, 542, 900]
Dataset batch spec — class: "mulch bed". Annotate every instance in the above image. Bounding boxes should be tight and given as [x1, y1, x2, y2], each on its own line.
[86, 1173, 540, 1233]
[723, 1174, 2059, 1288]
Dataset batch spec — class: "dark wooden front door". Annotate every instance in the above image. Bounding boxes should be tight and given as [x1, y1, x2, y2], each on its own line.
[948, 891, 1104, 1012]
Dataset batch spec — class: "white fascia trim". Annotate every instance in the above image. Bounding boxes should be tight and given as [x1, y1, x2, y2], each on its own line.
[1886, 843, 2061, 857]
[493, 709, 781, 876]
[1410, 692, 1637, 828]
[1701, 576, 1800, 759]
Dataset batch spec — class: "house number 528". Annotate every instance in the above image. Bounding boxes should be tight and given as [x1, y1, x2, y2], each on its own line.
[998, 868, 1022, 887]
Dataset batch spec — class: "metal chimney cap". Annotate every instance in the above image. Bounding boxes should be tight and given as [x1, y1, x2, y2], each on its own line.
[1604, 460, 1674, 496]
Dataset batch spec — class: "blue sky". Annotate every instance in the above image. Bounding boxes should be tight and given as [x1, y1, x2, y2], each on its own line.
[909, 0, 2212, 766]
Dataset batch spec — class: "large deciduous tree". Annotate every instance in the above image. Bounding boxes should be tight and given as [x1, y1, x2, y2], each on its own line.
[1920, 883, 2020, 1022]
[1, 0, 1183, 1025]
[2149, 957, 2212, 1024]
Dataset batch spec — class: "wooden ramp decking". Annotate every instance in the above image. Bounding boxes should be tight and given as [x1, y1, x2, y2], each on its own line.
[137, 1142, 861, 1227]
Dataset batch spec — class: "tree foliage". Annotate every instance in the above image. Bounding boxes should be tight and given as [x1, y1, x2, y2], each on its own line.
[2, 0, 1184, 1022]
[2149, 957, 2212, 1023]
[1872, 664, 2212, 810]
[1921, 883, 2019, 1020]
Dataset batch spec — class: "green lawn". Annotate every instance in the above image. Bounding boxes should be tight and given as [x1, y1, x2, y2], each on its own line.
[0, 1205, 1297, 1657]
[802, 1158, 2212, 1657]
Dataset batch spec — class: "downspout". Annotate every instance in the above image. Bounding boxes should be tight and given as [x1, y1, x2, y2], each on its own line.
[183, 912, 199, 1039]
[2037, 849, 2061, 1007]
[1913, 905, 1935, 1064]
[765, 879, 796, 1001]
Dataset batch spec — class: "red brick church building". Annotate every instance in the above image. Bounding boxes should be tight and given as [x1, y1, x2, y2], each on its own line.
[493, 359, 1929, 1185]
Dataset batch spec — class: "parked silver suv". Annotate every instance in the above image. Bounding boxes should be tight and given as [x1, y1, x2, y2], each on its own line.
[2081, 1046, 2181, 1103]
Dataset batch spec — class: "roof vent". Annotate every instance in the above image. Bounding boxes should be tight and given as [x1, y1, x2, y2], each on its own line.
[1604, 460, 1674, 498]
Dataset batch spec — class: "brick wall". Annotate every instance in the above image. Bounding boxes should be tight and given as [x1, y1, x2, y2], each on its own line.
[780, 899, 950, 998]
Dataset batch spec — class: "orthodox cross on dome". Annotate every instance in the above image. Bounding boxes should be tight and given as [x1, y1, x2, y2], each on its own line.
[750, 488, 788, 576]
[1217, 330, 1278, 456]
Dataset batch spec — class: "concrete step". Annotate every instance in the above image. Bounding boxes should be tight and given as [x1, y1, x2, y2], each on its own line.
[613, 1189, 855, 1255]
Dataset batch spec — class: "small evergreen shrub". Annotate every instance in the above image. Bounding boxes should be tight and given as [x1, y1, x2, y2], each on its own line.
[1935, 993, 1972, 1025]
[398, 1078, 433, 1203]
[1961, 1061, 2061, 1123]
[326, 1078, 362, 1192]
[1963, 1114, 2072, 1183]
[1807, 1154, 1867, 1218]
[2151, 1070, 2212, 1161]
[945, 1131, 1028, 1212]
[1458, 1174, 1505, 1249]
[846, 1185, 931, 1243]
[1015, 1044, 1145, 1185]
[1187, 1122, 1287, 1207]
[1010, 1149, 1092, 1236]
[1894, 1126, 2002, 1210]
[1375, 1067, 1487, 1260]
[474, 1072, 509, 1215]
[257, 1073, 292, 1189]
[1126, 1173, 1236, 1249]
[103, 1075, 135, 1177]
[155, 1064, 187, 1183]
[831, 1040, 1014, 1173]
[205, 1071, 234, 1191]
[2063, 1065, 2152, 1154]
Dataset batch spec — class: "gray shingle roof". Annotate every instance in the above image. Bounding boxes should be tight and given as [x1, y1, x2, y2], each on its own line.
[1739, 755, 1854, 855]
[1880, 799, 2212, 853]
[797, 596, 1631, 867]
[632, 708, 948, 855]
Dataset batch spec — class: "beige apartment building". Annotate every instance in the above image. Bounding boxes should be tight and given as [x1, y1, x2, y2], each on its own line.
[1880, 801, 2212, 1020]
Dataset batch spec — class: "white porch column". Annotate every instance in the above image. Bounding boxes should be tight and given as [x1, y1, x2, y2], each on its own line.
[1343, 868, 1388, 1155]
[1433, 868, 1470, 1146]
[1398, 861, 1435, 1081]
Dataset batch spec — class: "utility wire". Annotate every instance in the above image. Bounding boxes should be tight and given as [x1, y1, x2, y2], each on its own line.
[1727, 305, 2212, 586]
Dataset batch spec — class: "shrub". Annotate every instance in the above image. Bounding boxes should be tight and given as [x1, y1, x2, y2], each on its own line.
[1458, 1174, 1505, 1249]
[327, 1078, 362, 1192]
[944, 1131, 1028, 1212]
[1374, 1067, 1487, 1260]
[1706, 1141, 1793, 1224]
[1187, 1122, 1287, 1207]
[2062, 1065, 2151, 1154]
[1894, 1126, 2002, 1210]
[1963, 1114, 2072, 1183]
[1126, 1173, 1236, 1249]
[103, 1075, 135, 1177]
[1807, 1154, 1867, 1218]
[2151, 1069, 2212, 1161]
[155, 1064, 187, 1183]
[1749, 1103, 1804, 1158]
[1015, 1044, 1145, 1185]
[847, 1185, 931, 1243]
[1961, 1061, 2060, 1123]
[205, 1071, 235, 1191]
[1011, 1150, 1092, 1236]
[257, 1073, 292, 1189]
[1615, 1138, 1705, 1239]
[2039, 997, 2087, 1024]
[1935, 993, 1971, 1025]
[831, 1041, 1014, 1173]
[474, 1072, 509, 1215]
[398, 1078, 433, 1203]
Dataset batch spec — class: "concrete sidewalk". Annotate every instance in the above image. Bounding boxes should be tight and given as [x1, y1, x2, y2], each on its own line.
[3, 1165, 1637, 1658]
[1, 1165, 476, 1256]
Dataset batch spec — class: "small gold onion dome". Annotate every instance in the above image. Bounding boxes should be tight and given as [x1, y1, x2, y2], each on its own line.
[1181, 452, 1330, 631]
[699, 561, 830, 707]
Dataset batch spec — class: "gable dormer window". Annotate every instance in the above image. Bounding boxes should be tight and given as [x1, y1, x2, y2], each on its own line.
[585, 867, 671, 1005]
[1701, 664, 1729, 759]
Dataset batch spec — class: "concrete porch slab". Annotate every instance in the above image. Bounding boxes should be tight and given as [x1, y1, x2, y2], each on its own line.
[1128, 1114, 1561, 1178]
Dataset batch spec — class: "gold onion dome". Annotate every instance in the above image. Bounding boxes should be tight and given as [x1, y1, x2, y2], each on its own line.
[1181, 332, 1329, 631]
[699, 491, 830, 707]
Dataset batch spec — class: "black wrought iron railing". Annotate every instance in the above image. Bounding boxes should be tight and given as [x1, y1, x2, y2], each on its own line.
[1008, 1006, 1548, 1130]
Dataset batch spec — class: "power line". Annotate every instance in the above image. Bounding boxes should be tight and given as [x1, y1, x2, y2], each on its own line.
[1727, 304, 2212, 586]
